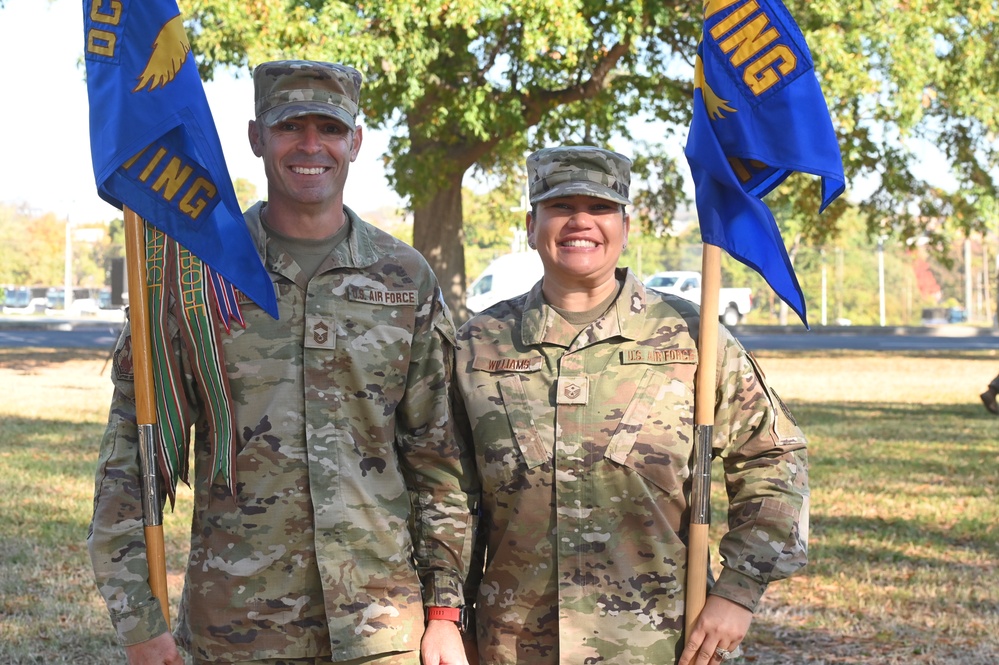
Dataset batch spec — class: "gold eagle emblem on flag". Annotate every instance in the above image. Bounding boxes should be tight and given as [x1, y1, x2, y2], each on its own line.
[695, 52, 737, 121]
[133, 14, 191, 93]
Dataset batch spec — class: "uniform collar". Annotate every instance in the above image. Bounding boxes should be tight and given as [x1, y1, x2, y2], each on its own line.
[245, 201, 383, 284]
[519, 268, 650, 347]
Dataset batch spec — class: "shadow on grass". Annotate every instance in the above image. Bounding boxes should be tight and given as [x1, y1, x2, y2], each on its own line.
[729, 395, 999, 661]
[3, 415, 105, 442]
[0, 625, 123, 665]
[809, 513, 997, 567]
[796, 401, 997, 437]
[0, 514, 93, 558]
[0, 347, 108, 371]
[743, 617, 999, 664]
[793, 401, 999, 476]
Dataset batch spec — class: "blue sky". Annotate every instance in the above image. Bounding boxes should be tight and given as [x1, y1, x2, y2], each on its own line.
[0, 0, 402, 224]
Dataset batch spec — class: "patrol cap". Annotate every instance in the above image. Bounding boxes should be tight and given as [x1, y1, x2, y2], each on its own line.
[253, 60, 362, 129]
[527, 146, 632, 206]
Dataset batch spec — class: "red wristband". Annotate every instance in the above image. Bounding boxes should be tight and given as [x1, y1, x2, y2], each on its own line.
[425, 605, 468, 633]
[426, 606, 462, 623]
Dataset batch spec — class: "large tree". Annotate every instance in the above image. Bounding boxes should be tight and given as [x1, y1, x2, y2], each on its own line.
[181, 0, 999, 316]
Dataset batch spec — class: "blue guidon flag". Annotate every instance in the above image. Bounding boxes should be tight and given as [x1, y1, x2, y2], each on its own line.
[685, 0, 845, 327]
[83, 0, 278, 319]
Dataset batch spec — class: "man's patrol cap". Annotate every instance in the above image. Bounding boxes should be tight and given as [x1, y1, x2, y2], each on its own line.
[527, 146, 632, 206]
[253, 60, 362, 130]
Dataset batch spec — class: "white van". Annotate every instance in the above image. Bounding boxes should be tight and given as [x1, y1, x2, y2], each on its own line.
[466, 252, 545, 314]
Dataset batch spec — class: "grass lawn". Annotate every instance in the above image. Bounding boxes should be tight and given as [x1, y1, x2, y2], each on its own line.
[1, 346, 997, 664]
[724, 350, 999, 663]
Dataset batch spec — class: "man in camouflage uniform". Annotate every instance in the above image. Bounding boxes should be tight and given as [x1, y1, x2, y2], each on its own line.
[89, 61, 477, 665]
[453, 146, 809, 664]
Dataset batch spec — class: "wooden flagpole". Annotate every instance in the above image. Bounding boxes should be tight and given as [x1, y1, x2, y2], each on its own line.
[123, 206, 171, 628]
[685, 242, 722, 638]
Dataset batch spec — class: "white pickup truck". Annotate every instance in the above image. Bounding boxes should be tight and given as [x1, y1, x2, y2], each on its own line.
[643, 270, 752, 326]
[466, 252, 545, 314]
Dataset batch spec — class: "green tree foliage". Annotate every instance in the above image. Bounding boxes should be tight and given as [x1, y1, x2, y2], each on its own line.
[83, 217, 124, 289]
[180, 0, 700, 313]
[179, 0, 999, 316]
[0, 204, 67, 287]
[461, 170, 529, 282]
[785, 0, 999, 255]
[0, 204, 116, 290]
[233, 177, 259, 213]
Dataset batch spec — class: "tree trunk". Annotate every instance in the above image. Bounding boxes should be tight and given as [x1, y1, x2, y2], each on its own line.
[412, 172, 468, 324]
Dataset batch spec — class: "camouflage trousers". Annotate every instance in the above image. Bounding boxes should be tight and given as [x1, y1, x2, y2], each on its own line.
[193, 652, 419, 665]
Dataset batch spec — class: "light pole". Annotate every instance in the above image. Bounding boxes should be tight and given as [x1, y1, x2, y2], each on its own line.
[982, 235, 990, 324]
[820, 248, 827, 326]
[64, 215, 73, 310]
[835, 247, 844, 324]
[878, 235, 886, 326]
[964, 237, 973, 321]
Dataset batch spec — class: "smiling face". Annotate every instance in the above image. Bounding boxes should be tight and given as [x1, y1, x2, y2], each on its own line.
[527, 194, 629, 296]
[248, 113, 362, 218]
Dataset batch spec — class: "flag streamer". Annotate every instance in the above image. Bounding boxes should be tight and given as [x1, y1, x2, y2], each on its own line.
[146, 226, 239, 501]
[175, 244, 238, 495]
[145, 225, 189, 502]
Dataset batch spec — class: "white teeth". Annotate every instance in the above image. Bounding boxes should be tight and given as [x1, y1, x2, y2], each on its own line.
[292, 166, 326, 175]
[562, 239, 597, 248]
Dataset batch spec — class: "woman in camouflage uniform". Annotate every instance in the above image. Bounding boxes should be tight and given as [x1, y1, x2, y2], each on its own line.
[453, 146, 809, 665]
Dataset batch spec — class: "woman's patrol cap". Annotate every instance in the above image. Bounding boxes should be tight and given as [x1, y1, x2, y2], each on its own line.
[253, 60, 362, 129]
[527, 146, 632, 206]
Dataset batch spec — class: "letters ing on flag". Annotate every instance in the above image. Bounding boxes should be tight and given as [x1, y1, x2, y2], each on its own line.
[684, 0, 845, 327]
[83, 0, 278, 318]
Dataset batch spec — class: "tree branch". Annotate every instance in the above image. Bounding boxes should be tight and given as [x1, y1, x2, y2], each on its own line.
[519, 40, 632, 126]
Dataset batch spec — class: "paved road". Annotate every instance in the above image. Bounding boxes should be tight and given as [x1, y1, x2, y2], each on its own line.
[0, 325, 122, 350]
[2, 316, 999, 352]
[737, 328, 999, 351]
[0, 315, 124, 351]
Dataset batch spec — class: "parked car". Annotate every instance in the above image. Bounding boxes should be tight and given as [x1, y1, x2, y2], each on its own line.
[921, 306, 967, 325]
[2, 286, 49, 314]
[643, 270, 753, 326]
[3, 287, 32, 309]
[466, 252, 545, 314]
[45, 287, 99, 309]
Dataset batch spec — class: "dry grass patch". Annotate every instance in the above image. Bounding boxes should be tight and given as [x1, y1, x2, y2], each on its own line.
[1, 347, 997, 664]
[725, 350, 999, 663]
[0, 348, 193, 664]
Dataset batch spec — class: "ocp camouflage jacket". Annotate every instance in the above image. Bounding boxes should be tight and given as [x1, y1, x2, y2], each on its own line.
[89, 204, 478, 662]
[453, 268, 808, 664]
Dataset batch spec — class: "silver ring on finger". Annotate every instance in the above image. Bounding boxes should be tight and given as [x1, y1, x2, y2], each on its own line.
[715, 646, 741, 660]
